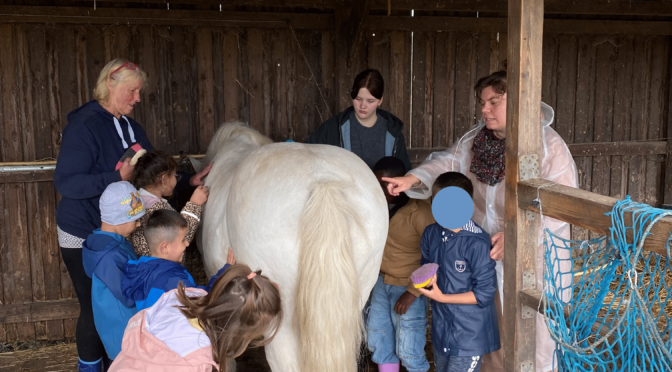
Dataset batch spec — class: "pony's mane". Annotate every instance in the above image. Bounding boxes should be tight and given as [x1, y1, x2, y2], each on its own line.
[202, 121, 273, 167]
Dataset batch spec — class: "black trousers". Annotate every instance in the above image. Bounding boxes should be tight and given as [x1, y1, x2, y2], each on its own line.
[61, 247, 106, 362]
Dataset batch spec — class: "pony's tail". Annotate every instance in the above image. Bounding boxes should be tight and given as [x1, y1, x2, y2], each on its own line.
[296, 182, 362, 372]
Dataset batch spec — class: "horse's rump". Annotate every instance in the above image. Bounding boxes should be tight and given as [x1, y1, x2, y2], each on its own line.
[200, 124, 388, 371]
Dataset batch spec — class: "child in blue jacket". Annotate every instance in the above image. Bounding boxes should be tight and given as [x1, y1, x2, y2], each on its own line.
[82, 181, 146, 362]
[121, 209, 235, 311]
[417, 172, 500, 372]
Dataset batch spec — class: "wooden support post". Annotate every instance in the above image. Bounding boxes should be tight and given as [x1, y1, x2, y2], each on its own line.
[503, 0, 544, 371]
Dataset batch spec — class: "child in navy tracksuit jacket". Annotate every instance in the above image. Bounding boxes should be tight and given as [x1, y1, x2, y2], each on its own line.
[121, 209, 235, 311]
[82, 181, 146, 362]
[417, 172, 500, 372]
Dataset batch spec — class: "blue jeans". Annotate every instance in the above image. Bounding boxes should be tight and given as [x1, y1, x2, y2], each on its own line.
[366, 274, 430, 372]
[434, 351, 483, 372]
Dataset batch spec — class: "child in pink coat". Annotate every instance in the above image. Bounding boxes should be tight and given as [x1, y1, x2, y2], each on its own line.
[109, 264, 283, 372]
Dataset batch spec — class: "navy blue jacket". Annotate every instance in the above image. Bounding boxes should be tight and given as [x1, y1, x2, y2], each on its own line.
[121, 256, 230, 311]
[421, 221, 500, 357]
[82, 230, 139, 359]
[55, 101, 153, 239]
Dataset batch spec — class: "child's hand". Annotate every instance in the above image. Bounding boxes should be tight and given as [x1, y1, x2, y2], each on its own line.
[227, 247, 236, 265]
[190, 185, 209, 205]
[190, 162, 214, 186]
[394, 291, 416, 315]
[417, 274, 444, 302]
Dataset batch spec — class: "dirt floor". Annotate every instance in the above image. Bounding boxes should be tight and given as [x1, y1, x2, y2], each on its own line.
[0, 342, 435, 372]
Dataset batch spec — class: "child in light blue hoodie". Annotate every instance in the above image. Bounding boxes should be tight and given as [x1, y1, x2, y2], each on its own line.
[82, 181, 145, 366]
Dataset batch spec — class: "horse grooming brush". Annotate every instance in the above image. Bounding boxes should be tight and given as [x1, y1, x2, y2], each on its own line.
[115, 143, 147, 171]
[410, 263, 439, 288]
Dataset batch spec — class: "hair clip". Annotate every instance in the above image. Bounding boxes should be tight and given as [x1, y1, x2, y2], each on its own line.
[247, 272, 257, 280]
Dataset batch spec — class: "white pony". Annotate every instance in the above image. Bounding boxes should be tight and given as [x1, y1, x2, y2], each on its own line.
[195, 122, 388, 372]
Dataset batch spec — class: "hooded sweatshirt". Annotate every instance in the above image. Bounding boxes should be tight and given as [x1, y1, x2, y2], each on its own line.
[55, 100, 153, 239]
[305, 106, 412, 171]
[121, 256, 229, 311]
[109, 288, 219, 372]
[420, 221, 500, 358]
[82, 229, 139, 359]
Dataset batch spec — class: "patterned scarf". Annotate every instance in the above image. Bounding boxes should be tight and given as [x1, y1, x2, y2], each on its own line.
[470, 128, 506, 186]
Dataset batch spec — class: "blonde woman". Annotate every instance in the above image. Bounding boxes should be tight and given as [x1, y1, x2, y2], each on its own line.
[54, 58, 153, 372]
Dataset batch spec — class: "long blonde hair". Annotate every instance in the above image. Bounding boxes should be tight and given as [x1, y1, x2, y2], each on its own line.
[93, 58, 148, 105]
[176, 264, 283, 371]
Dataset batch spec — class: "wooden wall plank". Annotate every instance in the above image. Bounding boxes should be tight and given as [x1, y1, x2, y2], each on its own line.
[453, 32, 477, 139]
[26, 24, 53, 340]
[389, 31, 408, 144]
[410, 32, 427, 148]
[171, 27, 195, 153]
[247, 28, 265, 134]
[367, 31, 390, 112]
[223, 30, 240, 124]
[238, 30, 251, 125]
[138, 26, 159, 148]
[292, 29, 315, 142]
[285, 28, 297, 140]
[628, 36, 653, 203]
[474, 32, 491, 115]
[590, 39, 616, 206]
[2, 24, 35, 342]
[270, 29, 289, 140]
[644, 37, 668, 207]
[572, 35, 597, 242]
[431, 32, 450, 148]
[610, 36, 635, 201]
[541, 34, 558, 126]
[262, 31, 272, 138]
[423, 34, 434, 148]
[320, 30, 335, 128]
[196, 28, 215, 153]
[553, 35, 578, 144]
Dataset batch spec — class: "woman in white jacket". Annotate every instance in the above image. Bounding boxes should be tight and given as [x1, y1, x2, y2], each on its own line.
[384, 71, 578, 372]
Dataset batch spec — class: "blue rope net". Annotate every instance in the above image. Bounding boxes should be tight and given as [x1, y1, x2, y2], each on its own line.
[542, 196, 672, 371]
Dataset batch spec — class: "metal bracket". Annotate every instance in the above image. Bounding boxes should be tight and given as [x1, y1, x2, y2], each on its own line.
[519, 154, 540, 181]
[521, 361, 534, 372]
[522, 271, 535, 290]
[522, 305, 535, 319]
[525, 210, 537, 221]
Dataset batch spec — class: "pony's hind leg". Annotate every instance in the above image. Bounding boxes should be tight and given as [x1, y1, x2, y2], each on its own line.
[264, 319, 300, 372]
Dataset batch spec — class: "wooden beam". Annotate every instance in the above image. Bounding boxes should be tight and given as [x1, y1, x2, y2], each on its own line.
[0, 6, 333, 29]
[0, 299, 79, 324]
[369, 0, 672, 16]
[503, 0, 544, 371]
[0, 170, 55, 183]
[48, 0, 672, 16]
[365, 16, 672, 36]
[518, 178, 672, 256]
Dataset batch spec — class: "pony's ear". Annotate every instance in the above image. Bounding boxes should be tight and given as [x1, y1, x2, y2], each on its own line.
[189, 156, 205, 173]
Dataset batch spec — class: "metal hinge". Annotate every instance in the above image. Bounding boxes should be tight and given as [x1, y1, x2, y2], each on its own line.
[519, 154, 540, 181]
[522, 271, 535, 290]
[522, 305, 535, 319]
[521, 361, 534, 372]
